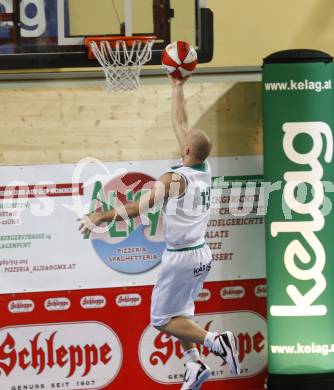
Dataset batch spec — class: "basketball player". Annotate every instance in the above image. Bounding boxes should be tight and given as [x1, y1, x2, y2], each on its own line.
[79, 75, 240, 389]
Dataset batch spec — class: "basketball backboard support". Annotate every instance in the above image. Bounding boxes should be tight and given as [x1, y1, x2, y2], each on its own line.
[0, 0, 213, 70]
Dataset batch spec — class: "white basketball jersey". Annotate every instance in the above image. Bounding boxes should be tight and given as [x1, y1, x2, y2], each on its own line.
[162, 161, 212, 249]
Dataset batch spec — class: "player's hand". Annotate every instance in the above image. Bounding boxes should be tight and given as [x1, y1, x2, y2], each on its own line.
[78, 212, 104, 237]
[168, 74, 190, 87]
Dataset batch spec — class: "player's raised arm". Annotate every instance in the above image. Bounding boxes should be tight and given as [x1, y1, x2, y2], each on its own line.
[78, 172, 184, 236]
[169, 75, 191, 149]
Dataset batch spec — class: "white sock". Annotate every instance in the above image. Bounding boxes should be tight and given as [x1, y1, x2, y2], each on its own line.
[183, 348, 200, 363]
[204, 331, 217, 350]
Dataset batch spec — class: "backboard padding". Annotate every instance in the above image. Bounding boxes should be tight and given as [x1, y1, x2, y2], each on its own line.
[0, 0, 212, 70]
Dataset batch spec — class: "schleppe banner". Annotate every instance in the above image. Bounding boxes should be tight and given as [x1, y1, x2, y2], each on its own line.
[0, 280, 267, 390]
[263, 49, 334, 389]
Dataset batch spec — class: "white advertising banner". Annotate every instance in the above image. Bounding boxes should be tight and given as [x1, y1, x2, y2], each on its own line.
[0, 156, 264, 293]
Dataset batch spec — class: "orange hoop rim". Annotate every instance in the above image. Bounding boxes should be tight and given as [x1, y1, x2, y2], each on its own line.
[85, 35, 156, 59]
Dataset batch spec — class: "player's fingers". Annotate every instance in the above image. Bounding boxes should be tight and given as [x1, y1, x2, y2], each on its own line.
[81, 226, 91, 236]
[78, 219, 89, 232]
[178, 76, 190, 85]
[78, 215, 86, 227]
[78, 215, 99, 236]
[79, 219, 89, 233]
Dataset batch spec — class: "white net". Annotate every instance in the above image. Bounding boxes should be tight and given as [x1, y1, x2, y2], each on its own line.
[90, 39, 155, 92]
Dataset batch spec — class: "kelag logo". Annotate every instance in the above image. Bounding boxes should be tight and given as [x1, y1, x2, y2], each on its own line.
[86, 172, 165, 274]
[270, 122, 332, 317]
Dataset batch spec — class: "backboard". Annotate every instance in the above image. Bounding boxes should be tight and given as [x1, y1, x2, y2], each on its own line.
[0, 0, 213, 70]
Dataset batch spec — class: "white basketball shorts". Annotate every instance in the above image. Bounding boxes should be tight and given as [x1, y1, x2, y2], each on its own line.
[150, 243, 212, 327]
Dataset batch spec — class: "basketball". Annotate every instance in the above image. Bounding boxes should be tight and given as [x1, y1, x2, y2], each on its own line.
[161, 41, 198, 79]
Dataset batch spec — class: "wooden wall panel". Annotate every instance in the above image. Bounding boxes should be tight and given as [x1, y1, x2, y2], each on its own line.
[0, 80, 262, 166]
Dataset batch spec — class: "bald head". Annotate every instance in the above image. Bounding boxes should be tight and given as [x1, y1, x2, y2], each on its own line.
[184, 129, 212, 162]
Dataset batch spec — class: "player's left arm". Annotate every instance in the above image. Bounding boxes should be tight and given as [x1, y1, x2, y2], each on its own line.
[78, 172, 185, 236]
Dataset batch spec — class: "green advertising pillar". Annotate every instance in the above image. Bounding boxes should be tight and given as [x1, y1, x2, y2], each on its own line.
[263, 49, 334, 389]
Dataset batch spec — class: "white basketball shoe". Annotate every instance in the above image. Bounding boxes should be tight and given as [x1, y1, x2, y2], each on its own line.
[181, 360, 211, 390]
[210, 331, 241, 376]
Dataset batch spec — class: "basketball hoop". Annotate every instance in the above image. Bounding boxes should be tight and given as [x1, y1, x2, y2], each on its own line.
[85, 36, 156, 92]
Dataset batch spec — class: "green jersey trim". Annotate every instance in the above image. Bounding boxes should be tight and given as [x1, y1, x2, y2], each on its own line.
[190, 162, 206, 172]
[166, 243, 205, 252]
